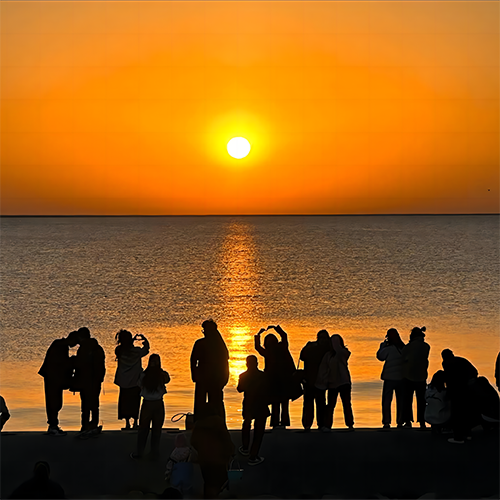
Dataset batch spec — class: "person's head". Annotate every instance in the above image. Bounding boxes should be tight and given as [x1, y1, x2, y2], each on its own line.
[331, 334, 345, 349]
[159, 487, 183, 499]
[201, 319, 218, 337]
[246, 354, 258, 370]
[441, 349, 454, 362]
[115, 329, 133, 347]
[174, 433, 188, 448]
[410, 326, 426, 341]
[66, 330, 80, 348]
[33, 461, 50, 482]
[317, 330, 330, 343]
[147, 353, 161, 370]
[386, 328, 405, 349]
[77, 327, 91, 343]
[263, 333, 278, 349]
[430, 370, 447, 391]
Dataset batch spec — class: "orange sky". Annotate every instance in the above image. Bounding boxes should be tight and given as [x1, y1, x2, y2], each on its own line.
[1, 1, 498, 215]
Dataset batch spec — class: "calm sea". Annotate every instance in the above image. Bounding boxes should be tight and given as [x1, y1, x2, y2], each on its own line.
[1, 215, 498, 430]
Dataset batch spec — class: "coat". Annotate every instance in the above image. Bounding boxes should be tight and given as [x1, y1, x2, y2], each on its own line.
[377, 342, 404, 381]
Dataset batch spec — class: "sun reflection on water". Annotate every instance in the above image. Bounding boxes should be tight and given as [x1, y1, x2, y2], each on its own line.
[219, 221, 260, 384]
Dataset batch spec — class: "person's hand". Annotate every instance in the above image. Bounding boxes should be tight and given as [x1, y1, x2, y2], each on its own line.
[266, 325, 276, 331]
[257, 328, 266, 335]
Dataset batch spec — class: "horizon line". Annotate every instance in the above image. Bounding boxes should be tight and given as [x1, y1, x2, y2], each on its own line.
[1, 213, 499, 218]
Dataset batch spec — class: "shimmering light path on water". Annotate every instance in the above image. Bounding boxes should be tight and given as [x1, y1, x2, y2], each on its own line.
[1, 216, 498, 430]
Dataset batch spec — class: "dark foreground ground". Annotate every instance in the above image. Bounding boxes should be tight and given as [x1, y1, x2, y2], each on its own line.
[1, 427, 498, 499]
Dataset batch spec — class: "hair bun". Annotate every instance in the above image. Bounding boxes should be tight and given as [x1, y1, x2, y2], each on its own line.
[421, 326, 426, 332]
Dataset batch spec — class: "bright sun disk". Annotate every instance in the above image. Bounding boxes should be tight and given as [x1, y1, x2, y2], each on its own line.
[227, 137, 251, 159]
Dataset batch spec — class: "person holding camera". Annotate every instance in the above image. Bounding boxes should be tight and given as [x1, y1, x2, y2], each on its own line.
[114, 329, 150, 430]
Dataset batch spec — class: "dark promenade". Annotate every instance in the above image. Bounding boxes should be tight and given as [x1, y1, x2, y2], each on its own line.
[1, 427, 498, 499]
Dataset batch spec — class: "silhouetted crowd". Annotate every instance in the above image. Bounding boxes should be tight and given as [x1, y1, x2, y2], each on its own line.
[2, 321, 499, 499]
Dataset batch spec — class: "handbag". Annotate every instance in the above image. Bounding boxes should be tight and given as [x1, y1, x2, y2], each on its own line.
[227, 458, 244, 482]
[289, 360, 305, 401]
[171, 412, 195, 430]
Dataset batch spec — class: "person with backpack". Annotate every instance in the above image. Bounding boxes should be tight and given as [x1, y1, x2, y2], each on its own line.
[376, 328, 406, 429]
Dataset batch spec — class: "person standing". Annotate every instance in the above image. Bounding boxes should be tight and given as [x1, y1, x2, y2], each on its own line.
[401, 326, 430, 429]
[495, 352, 499, 391]
[38, 330, 80, 436]
[190, 319, 229, 422]
[0, 395, 11, 431]
[72, 327, 106, 436]
[114, 329, 150, 430]
[441, 349, 478, 443]
[299, 330, 331, 431]
[132, 353, 170, 459]
[316, 334, 354, 431]
[237, 355, 270, 465]
[376, 328, 406, 429]
[254, 325, 296, 429]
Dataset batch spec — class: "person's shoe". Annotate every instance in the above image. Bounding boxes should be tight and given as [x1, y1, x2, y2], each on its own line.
[248, 456, 265, 466]
[347, 426, 355, 432]
[238, 446, 250, 456]
[448, 438, 465, 444]
[130, 452, 141, 460]
[89, 425, 103, 437]
[320, 426, 331, 433]
[419, 422, 427, 430]
[402, 422, 413, 429]
[76, 430, 92, 440]
[47, 426, 67, 436]
[382, 424, 391, 430]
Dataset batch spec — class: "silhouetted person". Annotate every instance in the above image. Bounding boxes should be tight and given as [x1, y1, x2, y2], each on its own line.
[38, 330, 80, 436]
[190, 319, 229, 422]
[114, 329, 150, 430]
[442, 348, 478, 443]
[159, 487, 184, 499]
[401, 326, 430, 429]
[424, 370, 451, 434]
[165, 433, 193, 495]
[0, 395, 11, 431]
[254, 325, 295, 429]
[237, 355, 269, 465]
[471, 376, 500, 428]
[377, 328, 406, 429]
[190, 406, 234, 498]
[495, 352, 500, 391]
[316, 334, 354, 431]
[9, 461, 65, 499]
[131, 353, 170, 459]
[71, 327, 105, 436]
[299, 330, 331, 430]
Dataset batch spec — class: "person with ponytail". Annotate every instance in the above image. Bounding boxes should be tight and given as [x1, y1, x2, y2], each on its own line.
[377, 328, 406, 429]
[401, 326, 430, 429]
[114, 329, 150, 430]
[131, 354, 170, 459]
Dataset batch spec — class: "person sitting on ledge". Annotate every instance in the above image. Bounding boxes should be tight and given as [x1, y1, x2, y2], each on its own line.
[9, 461, 65, 499]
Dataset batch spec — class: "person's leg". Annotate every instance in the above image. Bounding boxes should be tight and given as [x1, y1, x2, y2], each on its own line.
[150, 400, 165, 457]
[415, 381, 427, 425]
[339, 384, 354, 427]
[382, 380, 394, 426]
[249, 416, 267, 459]
[302, 383, 314, 429]
[80, 389, 90, 431]
[281, 398, 290, 427]
[136, 400, 152, 456]
[242, 419, 251, 450]
[207, 385, 225, 420]
[394, 380, 405, 426]
[45, 382, 63, 427]
[270, 402, 280, 427]
[314, 387, 327, 429]
[194, 382, 207, 422]
[89, 384, 101, 429]
[402, 378, 414, 424]
[324, 388, 338, 429]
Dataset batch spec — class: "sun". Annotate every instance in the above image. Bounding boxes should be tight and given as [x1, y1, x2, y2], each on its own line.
[227, 137, 251, 159]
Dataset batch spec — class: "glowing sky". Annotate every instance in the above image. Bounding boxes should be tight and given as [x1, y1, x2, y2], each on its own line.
[1, 1, 498, 215]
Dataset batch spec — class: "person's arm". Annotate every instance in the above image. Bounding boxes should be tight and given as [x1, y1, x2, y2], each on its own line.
[236, 373, 245, 393]
[376, 342, 389, 361]
[139, 336, 150, 357]
[190, 342, 199, 383]
[254, 329, 266, 357]
[274, 325, 288, 347]
[164, 371, 171, 385]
